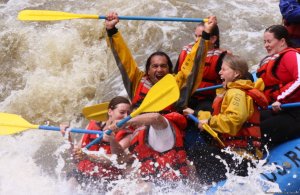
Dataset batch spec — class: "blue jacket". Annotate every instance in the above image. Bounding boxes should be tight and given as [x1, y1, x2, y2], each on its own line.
[280, 0, 300, 23]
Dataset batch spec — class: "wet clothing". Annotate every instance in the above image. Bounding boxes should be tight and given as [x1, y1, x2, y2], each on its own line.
[129, 112, 189, 182]
[190, 79, 266, 184]
[106, 28, 210, 110]
[77, 120, 132, 181]
[257, 48, 300, 148]
[280, 0, 300, 47]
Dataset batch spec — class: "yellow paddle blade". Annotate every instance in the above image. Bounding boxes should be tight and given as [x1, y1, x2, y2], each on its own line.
[131, 74, 179, 117]
[202, 123, 225, 147]
[82, 102, 109, 121]
[0, 113, 39, 135]
[18, 10, 99, 21]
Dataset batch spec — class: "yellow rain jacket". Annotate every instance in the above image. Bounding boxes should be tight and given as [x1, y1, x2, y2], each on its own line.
[198, 79, 265, 136]
[107, 30, 210, 108]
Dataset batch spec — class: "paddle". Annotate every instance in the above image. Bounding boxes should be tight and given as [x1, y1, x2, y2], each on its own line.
[0, 112, 104, 136]
[82, 102, 109, 122]
[267, 102, 300, 109]
[85, 74, 179, 149]
[187, 114, 225, 147]
[18, 10, 207, 22]
[195, 84, 222, 93]
[81, 84, 223, 121]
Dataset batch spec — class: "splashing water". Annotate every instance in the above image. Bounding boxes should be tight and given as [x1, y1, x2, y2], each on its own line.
[0, 0, 282, 194]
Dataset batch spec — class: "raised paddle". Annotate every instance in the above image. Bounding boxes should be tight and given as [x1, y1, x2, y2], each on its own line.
[85, 74, 179, 149]
[18, 10, 207, 22]
[82, 102, 109, 122]
[0, 112, 104, 136]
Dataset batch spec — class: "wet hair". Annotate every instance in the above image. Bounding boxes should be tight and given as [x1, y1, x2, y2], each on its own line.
[223, 54, 249, 80]
[108, 96, 131, 110]
[265, 25, 293, 47]
[145, 51, 173, 74]
[211, 24, 220, 49]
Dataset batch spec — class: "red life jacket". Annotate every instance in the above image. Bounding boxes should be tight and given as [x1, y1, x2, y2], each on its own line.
[129, 113, 189, 181]
[132, 76, 175, 112]
[77, 120, 132, 180]
[212, 88, 268, 150]
[177, 42, 194, 69]
[256, 48, 299, 103]
[193, 49, 225, 100]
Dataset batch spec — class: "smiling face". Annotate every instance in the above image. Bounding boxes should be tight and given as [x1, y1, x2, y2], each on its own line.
[108, 103, 131, 121]
[219, 61, 240, 87]
[147, 55, 170, 84]
[264, 31, 286, 55]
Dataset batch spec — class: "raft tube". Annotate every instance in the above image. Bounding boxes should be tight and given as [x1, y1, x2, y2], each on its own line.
[206, 138, 300, 194]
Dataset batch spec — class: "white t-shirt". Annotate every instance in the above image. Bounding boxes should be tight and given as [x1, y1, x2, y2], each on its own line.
[148, 117, 175, 153]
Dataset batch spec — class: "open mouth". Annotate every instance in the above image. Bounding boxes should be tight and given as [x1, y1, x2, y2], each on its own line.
[156, 75, 164, 80]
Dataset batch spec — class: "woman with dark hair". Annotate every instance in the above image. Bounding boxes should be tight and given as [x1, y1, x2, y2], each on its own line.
[257, 24, 300, 149]
[60, 96, 133, 186]
[183, 55, 268, 184]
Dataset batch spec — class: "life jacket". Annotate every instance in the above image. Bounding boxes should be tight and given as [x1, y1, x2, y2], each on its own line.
[132, 76, 175, 112]
[177, 42, 194, 70]
[77, 120, 132, 180]
[129, 113, 189, 182]
[192, 49, 226, 100]
[256, 48, 299, 103]
[212, 87, 268, 151]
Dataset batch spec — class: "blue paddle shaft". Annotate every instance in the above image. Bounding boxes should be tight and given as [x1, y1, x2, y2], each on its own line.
[187, 114, 199, 123]
[99, 16, 205, 22]
[267, 102, 300, 109]
[195, 84, 222, 93]
[39, 125, 103, 135]
[85, 115, 132, 149]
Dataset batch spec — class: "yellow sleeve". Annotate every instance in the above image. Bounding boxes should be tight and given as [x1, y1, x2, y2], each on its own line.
[209, 89, 250, 136]
[175, 38, 209, 90]
[107, 31, 144, 99]
[174, 38, 210, 108]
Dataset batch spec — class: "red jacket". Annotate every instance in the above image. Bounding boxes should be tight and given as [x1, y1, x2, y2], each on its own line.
[77, 120, 132, 180]
[129, 112, 189, 181]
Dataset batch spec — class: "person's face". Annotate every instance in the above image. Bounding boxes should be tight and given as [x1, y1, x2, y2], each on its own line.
[194, 25, 204, 42]
[108, 103, 131, 121]
[219, 61, 240, 87]
[147, 55, 170, 84]
[264, 31, 285, 55]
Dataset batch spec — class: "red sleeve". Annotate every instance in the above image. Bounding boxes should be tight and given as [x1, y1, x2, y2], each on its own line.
[276, 51, 300, 103]
[164, 112, 187, 130]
